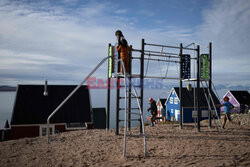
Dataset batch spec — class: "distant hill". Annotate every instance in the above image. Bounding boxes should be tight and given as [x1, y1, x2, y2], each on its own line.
[0, 86, 16, 91]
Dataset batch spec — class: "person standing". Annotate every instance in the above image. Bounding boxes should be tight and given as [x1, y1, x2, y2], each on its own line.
[220, 96, 234, 129]
[147, 98, 157, 126]
[161, 107, 166, 123]
[115, 30, 131, 75]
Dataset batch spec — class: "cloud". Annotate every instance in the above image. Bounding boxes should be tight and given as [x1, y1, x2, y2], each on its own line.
[0, 0, 196, 86]
[1, 0, 249, 90]
[196, 0, 250, 73]
[114, 9, 127, 14]
[138, 10, 154, 17]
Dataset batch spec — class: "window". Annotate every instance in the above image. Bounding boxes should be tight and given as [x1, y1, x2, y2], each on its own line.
[171, 109, 173, 114]
[170, 97, 173, 104]
[174, 97, 178, 104]
[175, 110, 180, 120]
[40, 125, 55, 136]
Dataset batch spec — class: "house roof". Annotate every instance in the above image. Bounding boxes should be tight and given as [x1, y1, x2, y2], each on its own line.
[11, 85, 91, 125]
[159, 99, 167, 106]
[157, 98, 166, 109]
[229, 91, 250, 105]
[168, 87, 220, 108]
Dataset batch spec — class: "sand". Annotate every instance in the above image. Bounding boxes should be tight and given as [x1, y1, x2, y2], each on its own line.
[0, 121, 250, 167]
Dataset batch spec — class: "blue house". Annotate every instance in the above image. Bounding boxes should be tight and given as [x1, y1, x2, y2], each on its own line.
[165, 87, 221, 123]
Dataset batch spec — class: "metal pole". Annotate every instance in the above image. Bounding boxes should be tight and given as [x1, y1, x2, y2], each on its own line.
[209, 42, 212, 128]
[140, 39, 145, 133]
[128, 45, 132, 131]
[179, 43, 183, 129]
[116, 43, 121, 135]
[144, 43, 197, 51]
[116, 60, 128, 157]
[136, 57, 180, 63]
[197, 45, 201, 132]
[106, 44, 111, 130]
[144, 53, 180, 59]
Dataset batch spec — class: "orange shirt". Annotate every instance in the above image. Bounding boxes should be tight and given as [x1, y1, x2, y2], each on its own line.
[116, 45, 131, 59]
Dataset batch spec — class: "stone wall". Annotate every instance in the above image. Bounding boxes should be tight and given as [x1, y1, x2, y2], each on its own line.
[231, 113, 250, 126]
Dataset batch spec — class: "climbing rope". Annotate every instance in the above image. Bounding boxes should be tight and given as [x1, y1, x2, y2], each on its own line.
[144, 52, 151, 77]
[164, 54, 170, 78]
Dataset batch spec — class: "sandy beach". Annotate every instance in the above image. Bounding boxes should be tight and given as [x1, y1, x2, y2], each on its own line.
[0, 121, 249, 167]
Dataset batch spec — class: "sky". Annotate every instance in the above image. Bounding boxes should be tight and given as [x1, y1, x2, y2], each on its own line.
[0, 0, 250, 94]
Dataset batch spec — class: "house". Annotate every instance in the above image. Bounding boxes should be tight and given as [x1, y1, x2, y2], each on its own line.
[156, 98, 167, 122]
[92, 108, 106, 129]
[10, 85, 92, 140]
[165, 87, 220, 123]
[0, 120, 10, 141]
[221, 90, 250, 113]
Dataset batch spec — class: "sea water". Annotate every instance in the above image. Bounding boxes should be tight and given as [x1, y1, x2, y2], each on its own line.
[0, 92, 16, 129]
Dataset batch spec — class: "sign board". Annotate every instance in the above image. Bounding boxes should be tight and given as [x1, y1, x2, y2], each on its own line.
[108, 46, 114, 78]
[200, 54, 210, 80]
[181, 54, 191, 79]
[108, 45, 117, 78]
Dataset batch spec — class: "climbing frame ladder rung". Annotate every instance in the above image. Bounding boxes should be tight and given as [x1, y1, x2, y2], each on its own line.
[117, 59, 146, 157]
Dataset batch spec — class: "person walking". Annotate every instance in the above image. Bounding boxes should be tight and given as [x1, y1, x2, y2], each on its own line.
[147, 98, 157, 126]
[220, 96, 234, 129]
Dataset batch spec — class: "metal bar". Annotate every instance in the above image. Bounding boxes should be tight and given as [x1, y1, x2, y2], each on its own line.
[131, 48, 141, 52]
[144, 57, 180, 63]
[182, 78, 209, 82]
[47, 55, 113, 143]
[116, 59, 128, 157]
[119, 108, 140, 110]
[144, 76, 182, 80]
[144, 53, 197, 60]
[140, 39, 144, 134]
[144, 50, 179, 56]
[106, 43, 111, 130]
[179, 43, 183, 129]
[115, 47, 121, 135]
[144, 53, 180, 59]
[122, 60, 128, 157]
[119, 119, 141, 122]
[132, 57, 180, 63]
[128, 112, 141, 115]
[197, 45, 201, 132]
[145, 42, 197, 51]
[119, 96, 139, 99]
[209, 42, 212, 128]
[128, 45, 132, 131]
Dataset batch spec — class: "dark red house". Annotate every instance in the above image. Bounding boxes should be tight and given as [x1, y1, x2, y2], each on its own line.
[10, 85, 92, 140]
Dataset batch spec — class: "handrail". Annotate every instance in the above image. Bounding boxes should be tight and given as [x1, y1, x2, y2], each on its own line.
[47, 56, 113, 143]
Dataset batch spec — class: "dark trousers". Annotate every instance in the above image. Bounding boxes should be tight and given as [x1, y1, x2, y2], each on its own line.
[151, 114, 156, 125]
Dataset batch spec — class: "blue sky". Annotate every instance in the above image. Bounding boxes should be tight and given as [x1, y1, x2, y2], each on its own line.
[0, 0, 250, 93]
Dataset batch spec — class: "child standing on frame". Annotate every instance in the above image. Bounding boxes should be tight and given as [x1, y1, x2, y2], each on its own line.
[115, 30, 131, 75]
